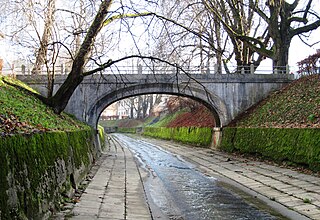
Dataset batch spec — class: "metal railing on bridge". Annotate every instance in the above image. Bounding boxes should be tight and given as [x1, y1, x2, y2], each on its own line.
[0, 63, 292, 76]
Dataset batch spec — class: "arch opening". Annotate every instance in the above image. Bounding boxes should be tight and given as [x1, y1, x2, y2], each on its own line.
[99, 94, 217, 129]
[87, 83, 230, 130]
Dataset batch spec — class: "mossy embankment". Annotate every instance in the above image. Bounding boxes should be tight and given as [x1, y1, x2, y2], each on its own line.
[221, 75, 320, 171]
[143, 126, 213, 147]
[0, 75, 98, 219]
[142, 107, 215, 147]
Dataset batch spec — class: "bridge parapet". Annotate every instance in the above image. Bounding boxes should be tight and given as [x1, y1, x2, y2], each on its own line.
[17, 73, 294, 85]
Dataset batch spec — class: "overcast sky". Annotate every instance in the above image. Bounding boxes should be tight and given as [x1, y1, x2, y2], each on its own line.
[1, 0, 319, 73]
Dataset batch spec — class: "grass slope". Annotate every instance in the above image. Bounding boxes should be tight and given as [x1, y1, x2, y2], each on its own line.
[0, 75, 89, 136]
[149, 110, 187, 127]
[99, 118, 149, 128]
[99, 107, 217, 129]
[167, 106, 216, 127]
[229, 75, 320, 128]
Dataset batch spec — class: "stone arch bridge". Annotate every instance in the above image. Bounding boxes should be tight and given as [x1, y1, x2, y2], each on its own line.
[17, 73, 294, 129]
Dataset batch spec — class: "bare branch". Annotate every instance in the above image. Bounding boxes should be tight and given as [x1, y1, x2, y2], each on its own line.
[290, 20, 320, 37]
[103, 12, 153, 26]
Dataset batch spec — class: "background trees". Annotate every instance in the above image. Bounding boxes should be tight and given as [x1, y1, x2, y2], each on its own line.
[152, 0, 320, 73]
[248, 0, 320, 72]
[297, 49, 320, 75]
[0, 0, 319, 114]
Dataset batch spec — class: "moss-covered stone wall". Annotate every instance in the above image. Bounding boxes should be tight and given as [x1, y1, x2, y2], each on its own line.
[117, 127, 139, 134]
[143, 127, 213, 147]
[220, 128, 320, 171]
[0, 129, 96, 219]
[98, 125, 106, 151]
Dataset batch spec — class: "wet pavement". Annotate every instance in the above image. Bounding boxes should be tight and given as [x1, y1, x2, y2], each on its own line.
[56, 135, 151, 219]
[57, 133, 320, 219]
[115, 134, 281, 220]
[132, 134, 320, 220]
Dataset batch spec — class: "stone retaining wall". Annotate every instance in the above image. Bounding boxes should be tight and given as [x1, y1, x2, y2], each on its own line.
[0, 129, 97, 219]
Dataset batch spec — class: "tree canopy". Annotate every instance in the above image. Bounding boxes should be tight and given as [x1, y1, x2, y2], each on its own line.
[0, 0, 319, 113]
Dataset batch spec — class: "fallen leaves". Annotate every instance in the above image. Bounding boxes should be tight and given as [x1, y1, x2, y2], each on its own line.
[230, 75, 320, 128]
[0, 112, 49, 136]
[167, 106, 216, 128]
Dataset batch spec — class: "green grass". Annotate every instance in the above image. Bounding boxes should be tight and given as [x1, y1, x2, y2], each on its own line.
[143, 126, 213, 147]
[221, 127, 320, 171]
[0, 75, 89, 136]
[149, 110, 187, 127]
[0, 74, 95, 219]
[99, 119, 119, 127]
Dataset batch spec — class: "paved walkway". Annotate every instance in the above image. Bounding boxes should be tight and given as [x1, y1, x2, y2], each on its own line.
[142, 137, 320, 220]
[62, 135, 320, 220]
[69, 137, 151, 219]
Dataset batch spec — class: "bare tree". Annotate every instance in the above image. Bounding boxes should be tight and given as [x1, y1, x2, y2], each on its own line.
[149, 0, 254, 73]
[31, 0, 56, 75]
[237, 0, 320, 72]
[114, 94, 156, 119]
[2, 0, 319, 114]
[201, 0, 266, 73]
[258, 0, 320, 72]
[155, 0, 320, 73]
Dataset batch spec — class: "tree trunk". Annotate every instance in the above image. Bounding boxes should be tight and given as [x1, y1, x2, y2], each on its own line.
[31, 0, 55, 75]
[45, 0, 112, 114]
[148, 95, 154, 116]
[273, 40, 290, 74]
[46, 68, 84, 113]
[214, 19, 222, 74]
[137, 96, 143, 119]
[269, 1, 291, 74]
[47, 71, 54, 98]
[130, 98, 135, 119]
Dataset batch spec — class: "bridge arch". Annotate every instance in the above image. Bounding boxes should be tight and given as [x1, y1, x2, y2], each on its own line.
[87, 83, 229, 129]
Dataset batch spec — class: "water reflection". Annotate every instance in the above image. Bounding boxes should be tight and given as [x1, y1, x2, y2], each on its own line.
[115, 134, 279, 220]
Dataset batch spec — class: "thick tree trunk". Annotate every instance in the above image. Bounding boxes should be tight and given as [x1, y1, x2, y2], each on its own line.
[46, 69, 84, 113]
[273, 40, 290, 74]
[45, 0, 112, 114]
[268, 1, 292, 74]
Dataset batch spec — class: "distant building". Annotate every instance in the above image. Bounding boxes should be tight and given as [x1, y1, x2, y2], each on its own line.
[151, 96, 169, 117]
[100, 100, 130, 120]
[100, 103, 118, 120]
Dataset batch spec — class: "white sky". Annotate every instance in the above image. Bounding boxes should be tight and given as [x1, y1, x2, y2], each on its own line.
[1, 0, 319, 72]
[289, 29, 320, 70]
[255, 27, 320, 73]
